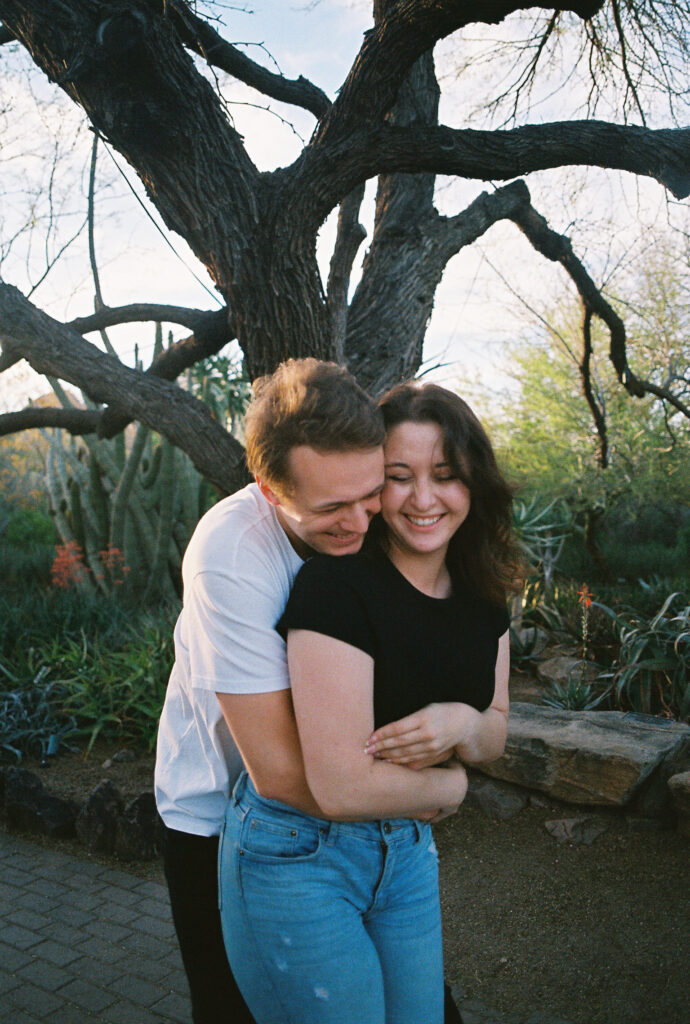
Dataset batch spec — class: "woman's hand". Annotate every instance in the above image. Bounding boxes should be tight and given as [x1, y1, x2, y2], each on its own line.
[364, 703, 475, 768]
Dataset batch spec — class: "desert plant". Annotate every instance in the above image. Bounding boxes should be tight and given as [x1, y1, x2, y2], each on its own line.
[0, 660, 78, 764]
[596, 592, 690, 722]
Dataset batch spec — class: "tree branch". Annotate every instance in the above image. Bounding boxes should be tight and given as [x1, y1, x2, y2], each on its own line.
[509, 195, 690, 420]
[0, 22, 14, 44]
[332, 121, 690, 206]
[164, 0, 330, 119]
[326, 185, 366, 364]
[313, 1, 603, 143]
[581, 308, 609, 467]
[0, 283, 248, 493]
[68, 304, 227, 335]
[0, 406, 101, 438]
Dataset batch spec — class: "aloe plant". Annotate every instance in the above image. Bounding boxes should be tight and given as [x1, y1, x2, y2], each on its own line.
[596, 592, 690, 722]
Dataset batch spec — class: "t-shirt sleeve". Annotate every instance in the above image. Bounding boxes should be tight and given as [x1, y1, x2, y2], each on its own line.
[279, 558, 376, 658]
[184, 567, 291, 694]
[493, 602, 510, 638]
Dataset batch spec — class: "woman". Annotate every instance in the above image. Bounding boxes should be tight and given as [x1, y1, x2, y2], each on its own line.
[218, 382, 524, 1024]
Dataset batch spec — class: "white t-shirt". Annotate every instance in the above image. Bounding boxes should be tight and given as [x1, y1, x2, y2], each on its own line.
[154, 483, 304, 836]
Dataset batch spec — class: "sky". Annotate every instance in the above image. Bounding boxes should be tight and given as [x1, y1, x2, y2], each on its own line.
[0, 1, 687, 414]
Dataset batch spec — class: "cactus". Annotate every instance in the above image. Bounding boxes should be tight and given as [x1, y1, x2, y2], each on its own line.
[43, 325, 220, 598]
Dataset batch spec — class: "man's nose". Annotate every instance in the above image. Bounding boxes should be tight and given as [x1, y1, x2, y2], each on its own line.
[342, 502, 374, 533]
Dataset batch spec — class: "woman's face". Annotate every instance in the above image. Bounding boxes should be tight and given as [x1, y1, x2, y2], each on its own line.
[381, 419, 471, 561]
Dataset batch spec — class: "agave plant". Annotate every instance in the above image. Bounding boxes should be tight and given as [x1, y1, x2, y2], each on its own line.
[596, 592, 690, 722]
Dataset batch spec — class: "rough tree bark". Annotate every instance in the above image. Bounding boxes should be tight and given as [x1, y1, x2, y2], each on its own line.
[0, 0, 688, 490]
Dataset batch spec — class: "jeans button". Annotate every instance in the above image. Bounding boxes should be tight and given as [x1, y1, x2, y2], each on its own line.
[383, 821, 391, 834]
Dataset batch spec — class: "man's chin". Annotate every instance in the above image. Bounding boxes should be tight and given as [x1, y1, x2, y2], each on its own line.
[321, 534, 364, 556]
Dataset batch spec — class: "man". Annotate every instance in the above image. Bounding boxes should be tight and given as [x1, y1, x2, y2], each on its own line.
[155, 358, 463, 1024]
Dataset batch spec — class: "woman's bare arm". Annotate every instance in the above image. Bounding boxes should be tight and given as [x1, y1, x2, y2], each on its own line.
[364, 630, 511, 768]
[288, 629, 468, 820]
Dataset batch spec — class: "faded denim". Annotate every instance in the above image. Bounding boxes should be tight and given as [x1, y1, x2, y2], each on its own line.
[218, 772, 444, 1024]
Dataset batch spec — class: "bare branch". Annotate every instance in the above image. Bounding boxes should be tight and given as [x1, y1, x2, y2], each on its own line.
[610, 0, 646, 125]
[0, 406, 100, 437]
[0, 283, 248, 493]
[581, 307, 609, 467]
[327, 185, 366, 364]
[337, 121, 690, 202]
[313, 1, 603, 145]
[68, 304, 227, 335]
[509, 197, 690, 420]
[165, 1, 330, 119]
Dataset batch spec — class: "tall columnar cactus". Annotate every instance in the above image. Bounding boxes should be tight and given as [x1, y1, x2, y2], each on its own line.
[43, 326, 218, 599]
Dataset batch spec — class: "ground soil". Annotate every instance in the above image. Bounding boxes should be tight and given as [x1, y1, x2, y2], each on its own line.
[8, 734, 690, 1024]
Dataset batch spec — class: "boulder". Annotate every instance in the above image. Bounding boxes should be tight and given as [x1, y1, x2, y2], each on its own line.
[667, 770, 690, 837]
[544, 817, 609, 845]
[3, 767, 78, 838]
[536, 655, 601, 686]
[465, 772, 528, 820]
[477, 703, 690, 810]
[114, 791, 163, 861]
[75, 779, 123, 853]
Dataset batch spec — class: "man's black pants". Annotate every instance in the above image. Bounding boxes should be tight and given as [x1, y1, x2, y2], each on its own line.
[162, 824, 463, 1024]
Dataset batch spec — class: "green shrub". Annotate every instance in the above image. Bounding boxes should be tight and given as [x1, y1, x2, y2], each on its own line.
[4, 506, 57, 546]
[596, 592, 690, 722]
[0, 542, 55, 592]
[0, 608, 178, 756]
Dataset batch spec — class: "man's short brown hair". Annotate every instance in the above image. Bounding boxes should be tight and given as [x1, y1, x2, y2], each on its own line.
[245, 358, 384, 494]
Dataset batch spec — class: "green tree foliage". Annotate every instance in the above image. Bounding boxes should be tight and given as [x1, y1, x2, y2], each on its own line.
[484, 241, 690, 581]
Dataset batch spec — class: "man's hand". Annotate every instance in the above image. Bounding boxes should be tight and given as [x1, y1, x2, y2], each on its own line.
[414, 761, 468, 822]
[364, 703, 473, 766]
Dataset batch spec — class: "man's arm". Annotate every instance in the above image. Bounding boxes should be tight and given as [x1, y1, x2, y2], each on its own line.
[215, 690, 322, 816]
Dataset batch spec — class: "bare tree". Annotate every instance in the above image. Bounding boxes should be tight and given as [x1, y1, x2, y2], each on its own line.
[0, 0, 689, 493]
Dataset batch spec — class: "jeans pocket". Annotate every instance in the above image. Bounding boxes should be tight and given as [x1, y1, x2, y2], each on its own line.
[242, 812, 322, 863]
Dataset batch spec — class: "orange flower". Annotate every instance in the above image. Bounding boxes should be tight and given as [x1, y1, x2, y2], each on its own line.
[578, 583, 593, 609]
[51, 541, 87, 588]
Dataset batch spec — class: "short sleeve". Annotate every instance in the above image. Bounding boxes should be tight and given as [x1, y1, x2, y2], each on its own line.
[493, 602, 510, 638]
[184, 568, 291, 693]
[279, 557, 376, 658]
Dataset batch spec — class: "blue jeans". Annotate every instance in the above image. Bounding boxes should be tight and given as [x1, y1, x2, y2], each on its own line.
[218, 772, 444, 1024]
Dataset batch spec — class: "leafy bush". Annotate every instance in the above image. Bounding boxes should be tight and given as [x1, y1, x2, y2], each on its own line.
[0, 587, 165, 661]
[0, 541, 55, 592]
[0, 610, 177, 757]
[3, 506, 57, 546]
[596, 592, 690, 722]
[0, 667, 77, 765]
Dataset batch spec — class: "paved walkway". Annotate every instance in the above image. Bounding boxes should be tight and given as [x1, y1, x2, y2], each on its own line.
[1, 831, 570, 1024]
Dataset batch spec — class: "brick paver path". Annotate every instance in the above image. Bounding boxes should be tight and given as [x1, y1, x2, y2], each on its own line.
[1, 830, 571, 1024]
[0, 832, 191, 1023]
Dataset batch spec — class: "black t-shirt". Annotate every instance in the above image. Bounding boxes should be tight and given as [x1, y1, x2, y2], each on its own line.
[279, 551, 509, 730]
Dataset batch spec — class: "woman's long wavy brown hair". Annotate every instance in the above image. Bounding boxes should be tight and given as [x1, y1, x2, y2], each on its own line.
[373, 381, 526, 606]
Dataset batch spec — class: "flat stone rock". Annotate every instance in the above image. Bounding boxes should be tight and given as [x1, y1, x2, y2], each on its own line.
[477, 703, 690, 808]
[544, 816, 609, 845]
[465, 772, 528, 820]
[3, 767, 78, 838]
[536, 655, 600, 686]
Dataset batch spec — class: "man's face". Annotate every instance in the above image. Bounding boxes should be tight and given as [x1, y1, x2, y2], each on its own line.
[259, 445, 385, 559]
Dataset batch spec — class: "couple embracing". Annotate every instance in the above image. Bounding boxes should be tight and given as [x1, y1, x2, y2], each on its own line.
[155, 358, 524, 1024]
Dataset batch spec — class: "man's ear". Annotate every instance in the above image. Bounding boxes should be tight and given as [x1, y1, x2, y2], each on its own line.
[255, 477, 282, 507]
